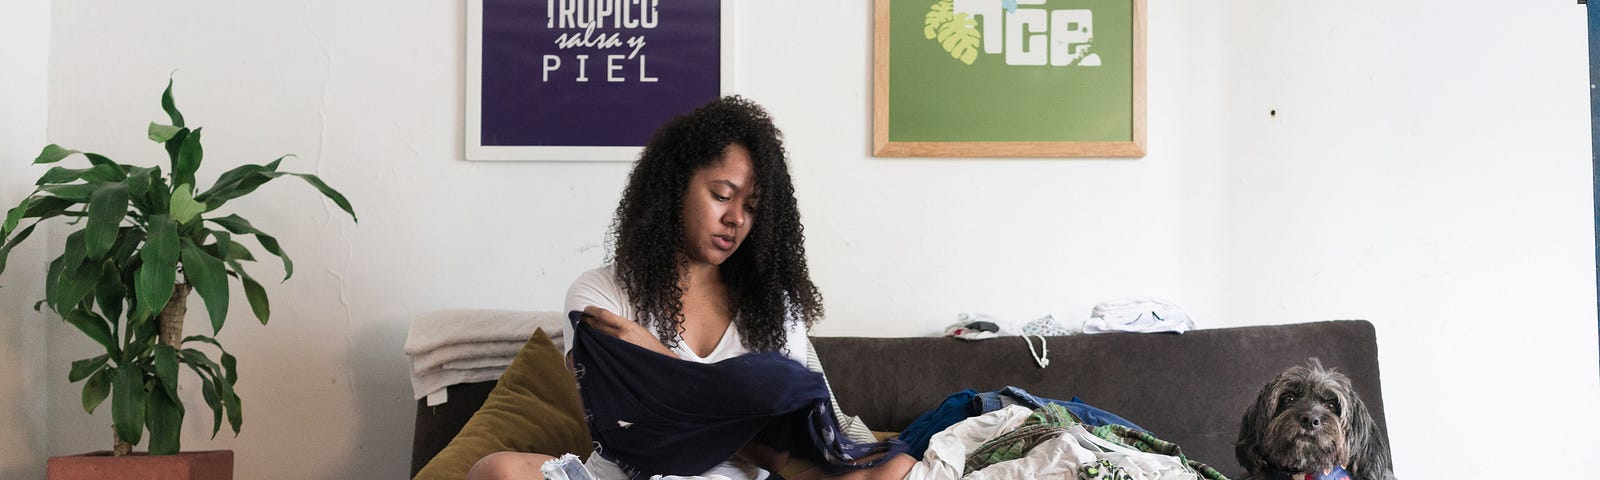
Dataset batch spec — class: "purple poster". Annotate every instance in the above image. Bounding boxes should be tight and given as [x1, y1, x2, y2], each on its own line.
[467, 0, 728, 161]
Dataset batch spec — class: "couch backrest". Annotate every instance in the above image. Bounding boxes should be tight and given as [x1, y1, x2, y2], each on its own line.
[811, 320, 1388, 478]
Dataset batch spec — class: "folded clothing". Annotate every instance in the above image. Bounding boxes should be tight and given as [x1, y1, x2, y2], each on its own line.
[1083, 297, 1195, 334]
[410, 341, 527, 375]
[409, 365, 509, 404]
[405, 309, 569, 403]
[405, 309, 568, 354]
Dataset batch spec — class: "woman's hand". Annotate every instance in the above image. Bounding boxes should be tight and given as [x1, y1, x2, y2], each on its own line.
[582, 306, 676, 358]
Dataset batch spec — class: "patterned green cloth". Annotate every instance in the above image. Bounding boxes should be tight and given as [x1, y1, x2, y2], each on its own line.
[1079, 459, 1135, 480]
[1091, 424, 1229, 480]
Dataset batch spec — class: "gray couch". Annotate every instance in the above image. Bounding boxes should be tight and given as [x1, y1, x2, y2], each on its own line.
[411, 320, 1389, 479]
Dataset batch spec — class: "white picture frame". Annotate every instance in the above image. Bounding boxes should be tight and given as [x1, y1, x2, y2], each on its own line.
[466, 0, 735, 162]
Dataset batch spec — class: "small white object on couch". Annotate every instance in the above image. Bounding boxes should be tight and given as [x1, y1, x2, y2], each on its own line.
[1083, 297, 1196, 334]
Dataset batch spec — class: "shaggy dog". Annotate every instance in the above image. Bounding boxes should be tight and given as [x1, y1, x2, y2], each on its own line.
[1235, 359, 1395, 480]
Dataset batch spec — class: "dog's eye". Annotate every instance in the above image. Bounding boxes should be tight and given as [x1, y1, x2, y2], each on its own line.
[1324, 400, 1339, 412]
[1280, 393, 1295, 404]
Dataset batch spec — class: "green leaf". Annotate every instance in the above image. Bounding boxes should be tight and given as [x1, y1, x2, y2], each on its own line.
[153, 344, 180, 401]
[179, 347, 239, 435]
[123, 321, 156, 361]
[35, 167, 91, 186]
[207, 215, 293, 281]
[0, 223, 37, 277]
[94, 260, 127, 331]
[289, 173, 357, 222]
[82, 153, 121, 171]
[181, 237, 229, 334]
[22, 196, 76, 220]
[178, 348, 219, 376]
[82, 163, 128, 183]
[68, 354, 110, 382]
[229, 259, 270, 324]
[173, 128, 203, 189]
[39, 183, 98, 203]
[85, 183, 130, 259]
[936, 13, 981, 65]
[181, 334, 225, 350]
[221, 376, 241, 433]
[133, 215, 180, 323]
[60, 229, 87, 273]
[180, 337, 237, 384]
[196, 157, 284, 203]
[169, 184, 206, 225]
[50, 231, 99, 315]
[43, 257, 60, 312]
[202, 230, 231, 262]
[199, 373, 222, 438]
[111, 366, 146, 445]
[110, 227, 146, 269]
[34, 144, 80, 164]
[163, 129, 189, 180]
[82, 367, 112, 413]
[145, 383, 184, 455]
[220, 350, 237, 385]
[3, 196, 30, 236]
[225, 241, 256, 262]
[65, 309, 116, 356]
[125, 167, 159, 214]
[924, 0, 953, 39]
[148, 122, 183, 143]
[161, 76, 185, 128]
[53, 260, 102, 316]
[196, 170, 279, 210]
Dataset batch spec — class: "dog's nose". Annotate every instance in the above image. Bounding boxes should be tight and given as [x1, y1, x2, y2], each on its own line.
[1298, 413, 1321, 430]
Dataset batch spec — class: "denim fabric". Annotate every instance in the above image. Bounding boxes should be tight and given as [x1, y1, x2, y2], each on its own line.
[896, 389, 979, 460]
[973, 386, 1145, 432]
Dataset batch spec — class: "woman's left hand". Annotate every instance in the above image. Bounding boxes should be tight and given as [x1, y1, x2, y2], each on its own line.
[582, 306, 676, 358]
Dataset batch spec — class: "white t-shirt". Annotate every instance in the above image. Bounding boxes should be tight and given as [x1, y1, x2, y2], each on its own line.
[562, 265, 811, 480]
[562, 265, 810, 366]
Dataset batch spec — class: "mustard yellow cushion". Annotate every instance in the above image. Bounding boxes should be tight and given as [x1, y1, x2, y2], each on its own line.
[413, 328, 592, 480]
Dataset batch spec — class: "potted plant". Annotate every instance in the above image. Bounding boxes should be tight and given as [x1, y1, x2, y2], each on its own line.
[0, 78, 356, 479]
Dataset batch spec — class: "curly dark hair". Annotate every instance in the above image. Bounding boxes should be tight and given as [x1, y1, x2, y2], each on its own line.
[607, 96, 823, 353]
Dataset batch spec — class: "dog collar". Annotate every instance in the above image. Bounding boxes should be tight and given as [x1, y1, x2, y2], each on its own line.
[1265, 465, 1351, 480]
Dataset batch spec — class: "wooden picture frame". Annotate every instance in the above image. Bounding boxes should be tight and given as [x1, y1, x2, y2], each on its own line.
[873, 0, 1146, 158]
[466, 0, 735, 162]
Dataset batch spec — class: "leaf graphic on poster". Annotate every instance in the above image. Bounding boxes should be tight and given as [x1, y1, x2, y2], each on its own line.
[936, 13, 981, 65]
[924, 0, 954, 39]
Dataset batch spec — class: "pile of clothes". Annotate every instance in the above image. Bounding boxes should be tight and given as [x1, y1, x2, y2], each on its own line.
[900, 387, 1227, 480]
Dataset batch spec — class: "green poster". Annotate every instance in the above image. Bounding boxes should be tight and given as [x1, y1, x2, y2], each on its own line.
[886, 0, 1137, 145]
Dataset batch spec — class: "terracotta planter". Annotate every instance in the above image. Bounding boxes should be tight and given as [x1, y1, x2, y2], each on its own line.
[48, 450, 233, 480]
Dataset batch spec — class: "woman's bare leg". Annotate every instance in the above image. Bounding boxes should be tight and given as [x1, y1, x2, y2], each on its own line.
[466, 451, 558, 480]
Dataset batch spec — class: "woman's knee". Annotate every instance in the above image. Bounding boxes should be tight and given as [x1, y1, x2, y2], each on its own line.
[466, 451, 553, 480]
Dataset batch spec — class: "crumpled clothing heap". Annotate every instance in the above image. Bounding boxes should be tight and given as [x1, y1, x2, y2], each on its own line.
[906, 404, 1225, 480]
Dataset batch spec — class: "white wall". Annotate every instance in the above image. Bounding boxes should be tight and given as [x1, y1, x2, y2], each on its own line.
[23, 0, 1599, 478]
[0, 0, 52, 478]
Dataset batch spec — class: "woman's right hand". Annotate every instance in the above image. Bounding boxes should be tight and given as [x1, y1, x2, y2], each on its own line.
[582, 306, 676, 358]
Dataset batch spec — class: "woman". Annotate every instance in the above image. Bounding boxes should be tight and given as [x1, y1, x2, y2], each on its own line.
[468, 97, 914, 480]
